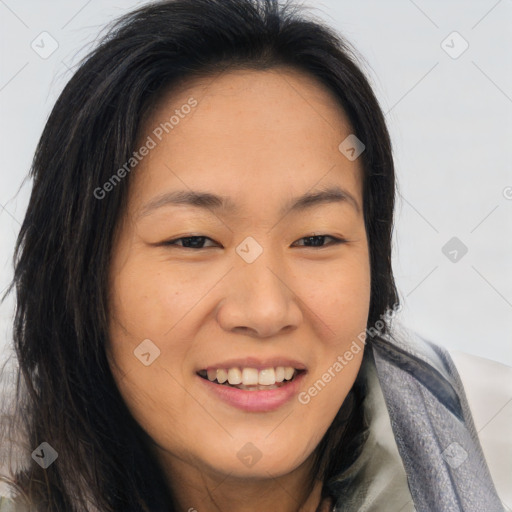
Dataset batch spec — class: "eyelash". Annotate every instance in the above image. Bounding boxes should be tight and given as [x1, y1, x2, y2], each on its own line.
[162, 234, 347, 249]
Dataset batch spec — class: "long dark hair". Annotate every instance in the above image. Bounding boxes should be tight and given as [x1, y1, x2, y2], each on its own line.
[1, 0, 398, 509]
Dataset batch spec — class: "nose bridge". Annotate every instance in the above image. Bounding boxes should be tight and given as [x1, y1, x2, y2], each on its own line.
[240, 249, 286, 306]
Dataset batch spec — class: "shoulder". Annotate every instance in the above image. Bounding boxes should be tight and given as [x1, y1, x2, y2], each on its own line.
[0, 476, 30, 512]
[448, 350, 512, 511]
[0, 384, 31, 511]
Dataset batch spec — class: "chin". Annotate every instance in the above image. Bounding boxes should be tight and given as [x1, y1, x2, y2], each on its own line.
[195, 437, 311, 479]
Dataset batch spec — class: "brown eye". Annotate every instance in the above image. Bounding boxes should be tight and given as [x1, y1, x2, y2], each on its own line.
[163, 236, 219, 249]
[293, 235, 345, 248]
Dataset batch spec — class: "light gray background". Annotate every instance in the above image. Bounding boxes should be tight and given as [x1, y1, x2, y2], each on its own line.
[1, 0, 511, 366]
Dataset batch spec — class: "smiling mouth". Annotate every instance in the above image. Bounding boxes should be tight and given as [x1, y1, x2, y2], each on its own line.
[197, 367, 305, 391]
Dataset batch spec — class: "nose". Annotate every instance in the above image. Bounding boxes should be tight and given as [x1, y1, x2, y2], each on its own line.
[216, 251, 303, 339]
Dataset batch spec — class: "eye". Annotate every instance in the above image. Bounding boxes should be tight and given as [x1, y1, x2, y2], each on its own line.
[162, 236, 220, 249]
[292, 235, 346, 248]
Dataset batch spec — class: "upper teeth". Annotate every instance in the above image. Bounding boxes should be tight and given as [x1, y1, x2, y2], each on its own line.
[205, 366, 296, 386]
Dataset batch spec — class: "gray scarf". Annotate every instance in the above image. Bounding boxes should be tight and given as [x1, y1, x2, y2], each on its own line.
[348, 329, 505, 511]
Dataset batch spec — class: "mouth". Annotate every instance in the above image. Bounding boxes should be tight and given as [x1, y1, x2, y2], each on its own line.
[196, 366, 306, 391]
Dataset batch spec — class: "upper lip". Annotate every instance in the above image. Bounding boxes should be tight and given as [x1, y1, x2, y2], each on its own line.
[197, 357, 307, 372]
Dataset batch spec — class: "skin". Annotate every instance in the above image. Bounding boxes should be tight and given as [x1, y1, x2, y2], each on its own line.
[106, 66, 371, 512]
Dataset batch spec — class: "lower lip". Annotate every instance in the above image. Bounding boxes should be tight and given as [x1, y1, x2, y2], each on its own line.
[197, 372, 306, 412]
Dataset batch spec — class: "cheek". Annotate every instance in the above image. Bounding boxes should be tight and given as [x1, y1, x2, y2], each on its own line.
[297, 252, 371, 339]
[108, 251, 205, 341]
[105, 251, 193, 399]
[106, 256, 202, 445]
[295, 254, 370, 414]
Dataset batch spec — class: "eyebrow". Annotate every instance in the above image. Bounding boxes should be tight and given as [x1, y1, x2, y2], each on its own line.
[137, 184, 360, 219]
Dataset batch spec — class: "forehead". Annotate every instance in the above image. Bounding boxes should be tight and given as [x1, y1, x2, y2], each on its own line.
[144, 66, 355, 147]
[130, 67, 363, 214]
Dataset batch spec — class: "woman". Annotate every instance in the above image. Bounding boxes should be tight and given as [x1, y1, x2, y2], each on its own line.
[0, 0, 507, 510]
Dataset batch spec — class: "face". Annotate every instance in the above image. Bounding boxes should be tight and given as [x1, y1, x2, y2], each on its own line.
[106, 67, 371, 484]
